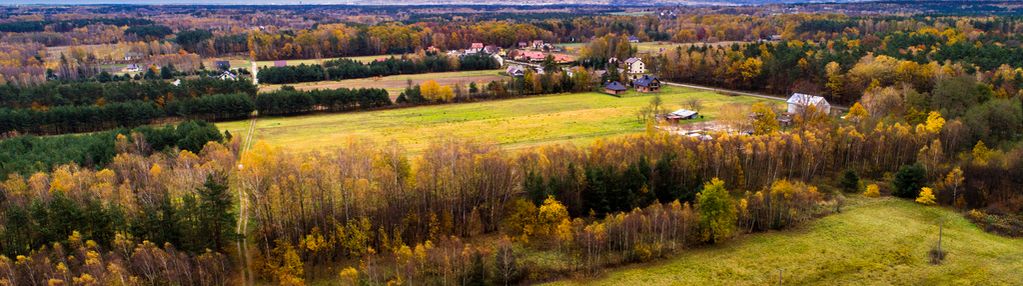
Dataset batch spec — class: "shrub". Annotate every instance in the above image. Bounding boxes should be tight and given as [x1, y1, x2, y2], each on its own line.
[892, 164, 925, 198]
[863, 184, 881, 197]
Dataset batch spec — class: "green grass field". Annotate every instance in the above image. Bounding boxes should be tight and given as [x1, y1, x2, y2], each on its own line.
[217, 86, 773, 154]
[548, 197, 1023, 285]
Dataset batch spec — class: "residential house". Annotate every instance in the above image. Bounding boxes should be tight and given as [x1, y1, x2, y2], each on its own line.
[786, 93, 831, 114]
[273, 60, 288, 67]
[628, 35, 640, 43]
[124, 63, 141, 73]
[624, 57, 646, 79]
[518, 41, 529, 49]
[506, 65, 526, 77]
[219, 70, 238, 81]
[552, 54, 575, 64]
[484, 45, 501, 55]
[215, 60, 231, 71]
[632, 75, 661, 93]
[531, 40, 545, 50]
[515, 50, 546, 62]
[470, 42, 485, 53]
[604, 81, 627, 95]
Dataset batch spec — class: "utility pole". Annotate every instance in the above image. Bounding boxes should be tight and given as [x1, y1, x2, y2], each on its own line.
[778, 268, 784, 285]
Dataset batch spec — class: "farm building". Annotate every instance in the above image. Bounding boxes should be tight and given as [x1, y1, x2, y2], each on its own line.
[786, 93, 831, 114]
[665, 109, 698, 123]
[273, 60, 287, 67]
[632, 75, 661, 92]
[604, 81, 627, 95]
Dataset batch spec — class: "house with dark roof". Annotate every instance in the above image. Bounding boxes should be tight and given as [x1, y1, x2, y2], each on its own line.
[506, 65, 526, 77]
[604, 81, 627, 95]
[215, 60, 231, 71]
[632, 75, 661, 92]
[484, 45, 501, 54]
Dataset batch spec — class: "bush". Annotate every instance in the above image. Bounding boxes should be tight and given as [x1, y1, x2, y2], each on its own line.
[839, 169, 860, 193]
[892, 164, 925, 198]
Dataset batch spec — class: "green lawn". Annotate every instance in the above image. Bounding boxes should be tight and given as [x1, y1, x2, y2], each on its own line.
[547, 197, 1023, 286]
[217, 86, 773, 153]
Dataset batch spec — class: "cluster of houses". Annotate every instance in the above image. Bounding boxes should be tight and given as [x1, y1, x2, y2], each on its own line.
[602, 57, 661, 95]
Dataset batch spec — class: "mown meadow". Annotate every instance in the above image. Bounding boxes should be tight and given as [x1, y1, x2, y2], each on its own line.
[218, 86, 775, 153]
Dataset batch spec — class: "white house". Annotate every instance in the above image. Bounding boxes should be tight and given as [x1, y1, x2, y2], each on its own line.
[786, 93, 831, 114]
[219, 70, 238, 81]
[624, 57, 646, 79]
[506, 65, 525, 77]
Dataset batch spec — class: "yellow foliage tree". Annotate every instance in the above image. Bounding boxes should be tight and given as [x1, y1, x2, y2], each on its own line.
[863, 184, 880, 198]
[846, 102, 869, 122]
[437, 85, 455, 102]
[923, 111, 945, 133]
[916, 187, 937, 205]
[420, 80, 441, 101]
[339, 267, 359, 285]
[537, 196, 569, 238]
[750, 103, 779, 135]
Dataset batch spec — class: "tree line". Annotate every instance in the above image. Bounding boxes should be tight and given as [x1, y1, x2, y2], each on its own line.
[255, 86, 392, 116]
[0, 78, 256, 109]
[256, 53, 499, 85]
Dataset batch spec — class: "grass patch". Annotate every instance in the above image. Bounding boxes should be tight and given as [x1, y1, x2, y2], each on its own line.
[546, 197, 1023, 285]
[217, 86, 774, 154]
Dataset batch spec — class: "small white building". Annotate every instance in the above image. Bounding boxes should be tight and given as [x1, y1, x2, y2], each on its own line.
[506, 65, 525, 77]
[786, 93, 831, 114]
[219, 70, 238, 81]
[624, 57, 646, 78]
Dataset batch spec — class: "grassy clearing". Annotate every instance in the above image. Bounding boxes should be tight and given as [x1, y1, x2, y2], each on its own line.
[254, 54, 405, 68]
[547, 197, 1023, 286]
[218, 86, 774, 154]
[257, 69, 506, 96]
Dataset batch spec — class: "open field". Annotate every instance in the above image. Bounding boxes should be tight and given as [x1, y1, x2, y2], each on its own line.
[257, 69, 506, 96]
[548, 197, 1023, 285]
[254, 54, 405, 68]
[218, 86, 776, 154]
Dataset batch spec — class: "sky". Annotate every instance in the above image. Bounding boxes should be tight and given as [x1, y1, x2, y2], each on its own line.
[1, 0, 846, 5]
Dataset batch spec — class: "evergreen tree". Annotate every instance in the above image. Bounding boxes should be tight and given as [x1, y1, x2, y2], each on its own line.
[839, 169, 860, 193]
[893, 164, 926, 198]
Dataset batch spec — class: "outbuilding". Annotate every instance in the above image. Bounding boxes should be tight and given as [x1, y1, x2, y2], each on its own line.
[604, 81, 627, 95]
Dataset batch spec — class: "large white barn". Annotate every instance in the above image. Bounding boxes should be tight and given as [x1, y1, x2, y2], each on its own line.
[786, 93, 831, 115]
